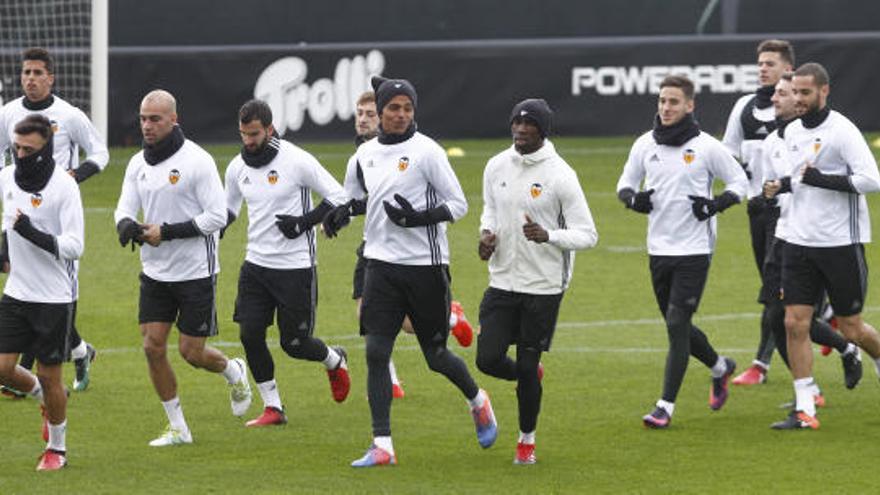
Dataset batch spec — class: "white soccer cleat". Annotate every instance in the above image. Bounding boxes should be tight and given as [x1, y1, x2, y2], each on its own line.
[229, 357, 252, 417]
[148, 425, 193, 447]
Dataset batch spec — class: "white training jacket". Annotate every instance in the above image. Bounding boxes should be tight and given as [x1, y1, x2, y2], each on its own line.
[782, 111, 880, 247]
[480, 140, 597, 294]
[344, 131, 467, 266]
[1, 166, 83, 303]
[760, 127, 793, 241]
[617, 130, 749, 256]
[114, 138, 226, 282]
[722, 94, 776, 198]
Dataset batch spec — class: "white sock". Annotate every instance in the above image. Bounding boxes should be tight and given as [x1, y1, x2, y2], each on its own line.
[873, 357, 880, 377]
[810, 381, 822, 397]
[449, 311, 458, 328]
[710, 356, 728, 378]
[467, 389, 486, 409]
[794, 378, 816, 417]
[389, 360, 400, 386]
[518, 431, 536, 445]
[222, 358, 242, 385]
[323, 347, 342, 370]
[47, 419, 67, 452]
[657, 399, 675, 416]
[374, 435, 394, 455]
[843, 343, 857, 356]
[26, 372, 43, 401]
[162, 397, 189, 433]
[257, 380, 283, 410]
[752, 360, 769, 371]
[70, 340, 88, 360]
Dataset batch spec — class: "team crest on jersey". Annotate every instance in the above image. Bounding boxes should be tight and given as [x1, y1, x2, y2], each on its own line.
[267, 170, 279, 185]
[683, 149, 695, 164]
[813, 138, 822, 154]
[30, 192, 42, 208]
[398, 157, 409, 171]
[530, 183, 543, 198]
[50, 120, 59, 133]
[169, 169, 181, 185]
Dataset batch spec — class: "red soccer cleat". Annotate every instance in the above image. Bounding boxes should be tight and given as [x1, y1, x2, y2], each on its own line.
[450, 301, 474, 347]
[732, 364, 766, 386]
[36, 449, 67, 471]
[246, 406, 287, 427]
[327, 346, 351, 403]
[514, 442, 536, 465]
[392, 383, 405, 399]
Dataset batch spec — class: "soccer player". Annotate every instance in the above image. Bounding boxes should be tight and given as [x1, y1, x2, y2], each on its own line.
[0, 114, 84, 470]
[617, 75, 748, 428]
[722, 40, 795, 386]
[0, 47, 106, 393]
[768, 63, 880, 429]
[326, 76, 496, 467]
[224, 99, 351, 427]
[348, 91, 475, 399]
[477, 99, 597, 464]
[114, 89, 252, 446]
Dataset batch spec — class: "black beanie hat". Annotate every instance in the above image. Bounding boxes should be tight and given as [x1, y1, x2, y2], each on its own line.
[510, 98, 553, 137]
[371, 76, 418, 114]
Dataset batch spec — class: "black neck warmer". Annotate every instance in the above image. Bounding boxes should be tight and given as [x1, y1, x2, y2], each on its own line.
[775, 117, 795, 139]
[14, 137, 55, 193]
[801, 105, 831, 129]
[378, 121, 417, 145]
[755, 85, 775, 109]
[22, 94, 54, 111]
[652, 113, 701, 147]
[143, 125, 186, 166]
[241, 134, 280, 168]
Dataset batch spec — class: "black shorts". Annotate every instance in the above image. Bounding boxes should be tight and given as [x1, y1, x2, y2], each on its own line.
[0, 295, 73, 365]
[759, 237, 785, 304]
[139, 273, 218, 337]
[360, 260, 450, 341]
[478, 287, 563, 352]
[782, 242, 868, 317]
[649, 254, 711, 315]
[352, 241, 367, 300]
[233, 261, 316, 337]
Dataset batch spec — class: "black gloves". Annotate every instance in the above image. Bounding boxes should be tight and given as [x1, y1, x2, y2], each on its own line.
[275, 214, 310, 239]
[117, 217, 143, 250]
[72, 161, 101, 183]
[382, 194, 453, 228]
[801, 167, 857, 193]
[14, 214, 58, 256]
[688, 191, 740, 221]
[160, 220, 201, 241]
[350, 198, 367, 216]
[220, 210, 237, 239]
[322, 202, 353, 238]
[618, 188, 655, 214]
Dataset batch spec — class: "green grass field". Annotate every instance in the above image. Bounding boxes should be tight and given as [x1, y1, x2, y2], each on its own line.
[3, 135, 880, 494]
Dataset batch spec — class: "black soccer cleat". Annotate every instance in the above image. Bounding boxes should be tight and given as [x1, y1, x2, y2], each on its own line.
[73, 344, 97, 392]
[841, 348, 863, 390]
[771, 410, 819, 430]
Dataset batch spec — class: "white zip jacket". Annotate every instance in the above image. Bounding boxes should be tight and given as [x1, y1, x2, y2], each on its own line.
[722, 94, 776, 198]
[480, 140, 597, 294]
[760, 128, 793, 240]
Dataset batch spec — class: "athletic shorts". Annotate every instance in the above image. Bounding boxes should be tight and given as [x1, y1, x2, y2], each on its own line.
[0, 295, 73, 365]
[360, 259, 450, 341]
[649, 254, 711, 315]
[759, 237, 785, 304]
[352, 241, 367, 300]
[139, 273, 218, 337]
[233, 261, 316, 337]
[478, 287, 563, 352]
[782, 242, 867, 317]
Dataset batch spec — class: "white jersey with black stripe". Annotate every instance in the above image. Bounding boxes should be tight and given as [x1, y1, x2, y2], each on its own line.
[225, 138, 348, 270]
[760, 129, 794, 240]
[0, 166, 83, 303]
[783, 111, 880, 247]
[114, 138, 226, 282]
[344, 131, 467, 266]
[0, 95, 109, 172]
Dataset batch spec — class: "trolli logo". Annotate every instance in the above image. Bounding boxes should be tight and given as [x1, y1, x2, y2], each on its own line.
[254, 50, 386, 135]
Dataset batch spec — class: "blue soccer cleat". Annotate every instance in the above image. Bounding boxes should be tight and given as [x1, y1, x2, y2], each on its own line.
[351, 444, 396, 468]
[470, 389, 497, 448]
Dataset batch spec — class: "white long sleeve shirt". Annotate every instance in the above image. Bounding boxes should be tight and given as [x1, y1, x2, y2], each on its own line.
[1, 166, 83, 303]
[760, 128, 793, 240]
[480, 140, 597, 294]
[782, 111, 880, 247]
[0, 95, 109, 171]
[722, 94, 776, 198]
[114, 139, 226, 282]
[617, 130, 749, 256]
[226, 138, 348, 270]
[344, 131, 467, 266]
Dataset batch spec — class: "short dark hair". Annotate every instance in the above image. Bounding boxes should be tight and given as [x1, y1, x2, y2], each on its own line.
[757, 39, 795, 67]
[794, 62, 830, 87]
[22, 47, 54, 74]
[13, 114, 53, 140]
[780, 71, 794, 82]
[659, 75, 695, 100]
[356, 91, 375, 107]
[239, 99, 273, 127]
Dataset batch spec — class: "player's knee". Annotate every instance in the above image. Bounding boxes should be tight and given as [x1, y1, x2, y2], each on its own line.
[424, 346, 450, 372]
[177, 342, 204, 368]
[280, 338, 305, 359]
[784, 311, 810, 338]
[665, 304, 691, 330]
[476, 350, 503, 376]
[365, 338, 392, 366]
[142, 339, 167, 362]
